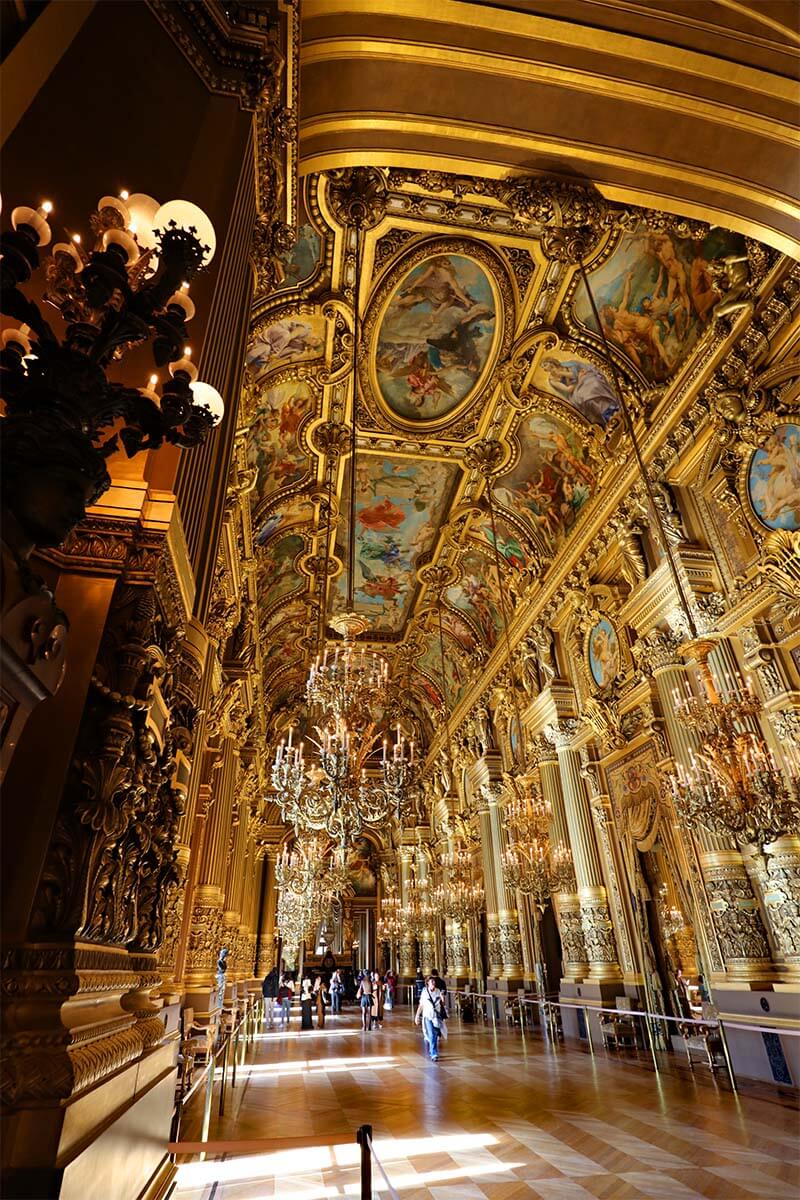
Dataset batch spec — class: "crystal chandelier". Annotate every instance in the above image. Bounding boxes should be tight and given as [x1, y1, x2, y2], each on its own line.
[306, 612, 390, 728]
[668, 643, 800, 846]
[377, 887, 403, 944]
[271, 716, 414, 846]
[402, 870, 436, 937]
[275, 835, 351, 950]
[502, 835, 552, 907]
[435, 843, 484, 924]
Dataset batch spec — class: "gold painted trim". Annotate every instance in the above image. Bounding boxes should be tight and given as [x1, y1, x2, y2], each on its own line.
[301, 39, 797, 149]
[299, 115, 800, 227]
[299, 150, 800, 259]
[302, 0, 799, 104]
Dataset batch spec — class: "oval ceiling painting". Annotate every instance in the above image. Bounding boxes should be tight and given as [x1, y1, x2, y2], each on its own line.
[375, 253, 498, 422]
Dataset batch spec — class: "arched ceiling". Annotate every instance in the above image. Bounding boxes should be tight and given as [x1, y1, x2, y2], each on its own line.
[299, 0, 800, 257]
[241, 164, 782, 756]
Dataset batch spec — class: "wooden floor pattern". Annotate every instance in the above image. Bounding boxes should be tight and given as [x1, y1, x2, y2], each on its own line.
[171, 1006, 800, 1199]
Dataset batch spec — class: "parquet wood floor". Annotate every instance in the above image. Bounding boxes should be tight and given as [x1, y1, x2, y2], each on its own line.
[171, 1007, 800, 1199]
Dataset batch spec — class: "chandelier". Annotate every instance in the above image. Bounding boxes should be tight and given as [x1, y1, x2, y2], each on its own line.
[377, 887, 403, 944]
[668, 643, 800, 846]
[271, 713, 415, 846]
[275, 835, 351, 948]
[435, 843, 484, 924]
[402, 870, 436, 937]
[306, 612, 390, 728]
[1, 190, 224, 552]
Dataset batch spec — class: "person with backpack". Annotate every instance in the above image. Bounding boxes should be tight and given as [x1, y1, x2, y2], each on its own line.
[414, 975, 448, 1062]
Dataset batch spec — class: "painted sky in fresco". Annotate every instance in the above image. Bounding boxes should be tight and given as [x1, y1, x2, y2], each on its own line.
[258, 533, 305, 612]
[333, 456, 457, 632]
[573, 223, 746, 384]
[247, 315, 325, 378]
[247, 380, 313, 513]
[376, 253, 497, 421]
[416, 632, 469, 710]
[533, 349, 619, 425]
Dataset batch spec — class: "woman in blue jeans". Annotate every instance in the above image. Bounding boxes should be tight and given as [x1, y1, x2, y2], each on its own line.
[414, 975, 447, 1061]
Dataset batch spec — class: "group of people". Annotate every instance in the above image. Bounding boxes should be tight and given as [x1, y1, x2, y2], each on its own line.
[354, 969, 396, 1031]
[261, 962, 448, 1062]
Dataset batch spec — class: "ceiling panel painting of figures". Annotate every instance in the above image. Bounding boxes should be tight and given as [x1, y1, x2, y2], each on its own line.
[247, 380, 315, 520]
[416, 632, 469, 711]
[375, 253, 498, 422]
[446, 548, 503, 649]
[258, 532, 306, 613]
[332, 456, 459, 633]
[573, 223, 747, 384]
[247, 315, 326, 378]
[494, 413, 595, 551]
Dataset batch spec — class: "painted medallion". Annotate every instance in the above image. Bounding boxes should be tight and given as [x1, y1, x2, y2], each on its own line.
[747, 423, 800, 530]
[375, 253, 497, 421]
[588, 617, 620, 689]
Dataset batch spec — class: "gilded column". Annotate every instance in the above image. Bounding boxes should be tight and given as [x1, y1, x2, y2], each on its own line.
[551, 722, 622, 983]
[398, 847, 417, 980]
[748, 837, 800, 982]
[488, 798, 524, 981]
[478, 797, 504, 979]
[534, 738, 587, 982]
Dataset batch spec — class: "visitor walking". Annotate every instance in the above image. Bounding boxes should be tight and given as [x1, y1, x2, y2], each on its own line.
[356, 970, 373, 1031]
[261, 965, 279, 1027]
[330, 969, 344, 1014]
[384, 970, 395, 1011]
[300, 976, 314, 1030]
[414, 974, 448, 1062]
[277, 975, 293, 1027]
[413, 967, 425, 1004]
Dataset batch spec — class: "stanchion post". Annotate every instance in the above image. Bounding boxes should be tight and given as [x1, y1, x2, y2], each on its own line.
[357, 1123, 373, 1199]
[641, 1010, 661, 1074]
[232, 1022, 239, 1088]
[717, 1019, 738, 1093]
[218, 1037, 229, 1116]
[583, 1006, 594, 1056]
[199, 1058, 215, 1160]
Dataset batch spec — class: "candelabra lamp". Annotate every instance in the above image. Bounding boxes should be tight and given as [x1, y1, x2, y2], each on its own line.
[669, 641, 800, 847]
[0, 191, 224, 553]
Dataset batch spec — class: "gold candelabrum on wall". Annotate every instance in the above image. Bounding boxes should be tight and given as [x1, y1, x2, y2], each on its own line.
[669, 640, 800, 847]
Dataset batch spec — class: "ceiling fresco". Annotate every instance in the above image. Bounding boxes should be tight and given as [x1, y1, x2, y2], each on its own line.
[374, 252, 498, 422]
[331, 455, 460, 633]
[239, 168, 768, 752]
[572, 223, 747, 384]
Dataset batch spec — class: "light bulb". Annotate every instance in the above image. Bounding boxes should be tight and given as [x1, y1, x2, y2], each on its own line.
[126, 193, 160, 252]
[153, 199, 216, 264]
[190, 380, 225, 426]
[119, 189, 129, 201]
[40, 200, 53, 215]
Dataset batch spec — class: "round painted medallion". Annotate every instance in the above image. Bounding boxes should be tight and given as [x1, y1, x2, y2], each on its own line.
[374, 253, 497, 422]
[747, 423, 800, 531]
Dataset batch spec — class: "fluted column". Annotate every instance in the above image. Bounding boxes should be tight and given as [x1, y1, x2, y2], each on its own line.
[553, 723, 621, 983]
[256, 849, 278, 975]
[398, 847, 416, 980]
[478, 799, 504, 979]
[536, 741, 587, 981]
[185, 735, 237, 1005]
[650, 637, 774, 984]
[488, 799, 524, 980]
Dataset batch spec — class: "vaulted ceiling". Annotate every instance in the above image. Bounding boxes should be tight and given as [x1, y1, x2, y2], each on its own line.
[242, 165, 777, 754]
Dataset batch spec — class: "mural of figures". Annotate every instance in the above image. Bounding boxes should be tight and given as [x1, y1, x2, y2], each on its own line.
[247, 382, 314, 508]
[479, 515, 528, 570]
[347, 838, 378, 896]
[375, 253, 497, 421]
[258, 533, 305, 611]
[534, 350, 619, 425]
[262, 598, 307, 637]
[254, 496, 314, 546]
[261, 629, 302, 679]
[588, 617, 620, 689]
[748, 423, 800, 530]
[416, 633, 468, 708]
[333, 456, 457, 632]
[574, 223, 746, 383]
[446, 549, 503, 647]
[440, 608, 478, 654]
[494, 413, 595, 548]
[276, 222, 322, 290]
[247, 316, 325, 378]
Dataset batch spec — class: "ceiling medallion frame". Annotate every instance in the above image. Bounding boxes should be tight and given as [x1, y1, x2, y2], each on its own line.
[358, 236, 515, 439]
